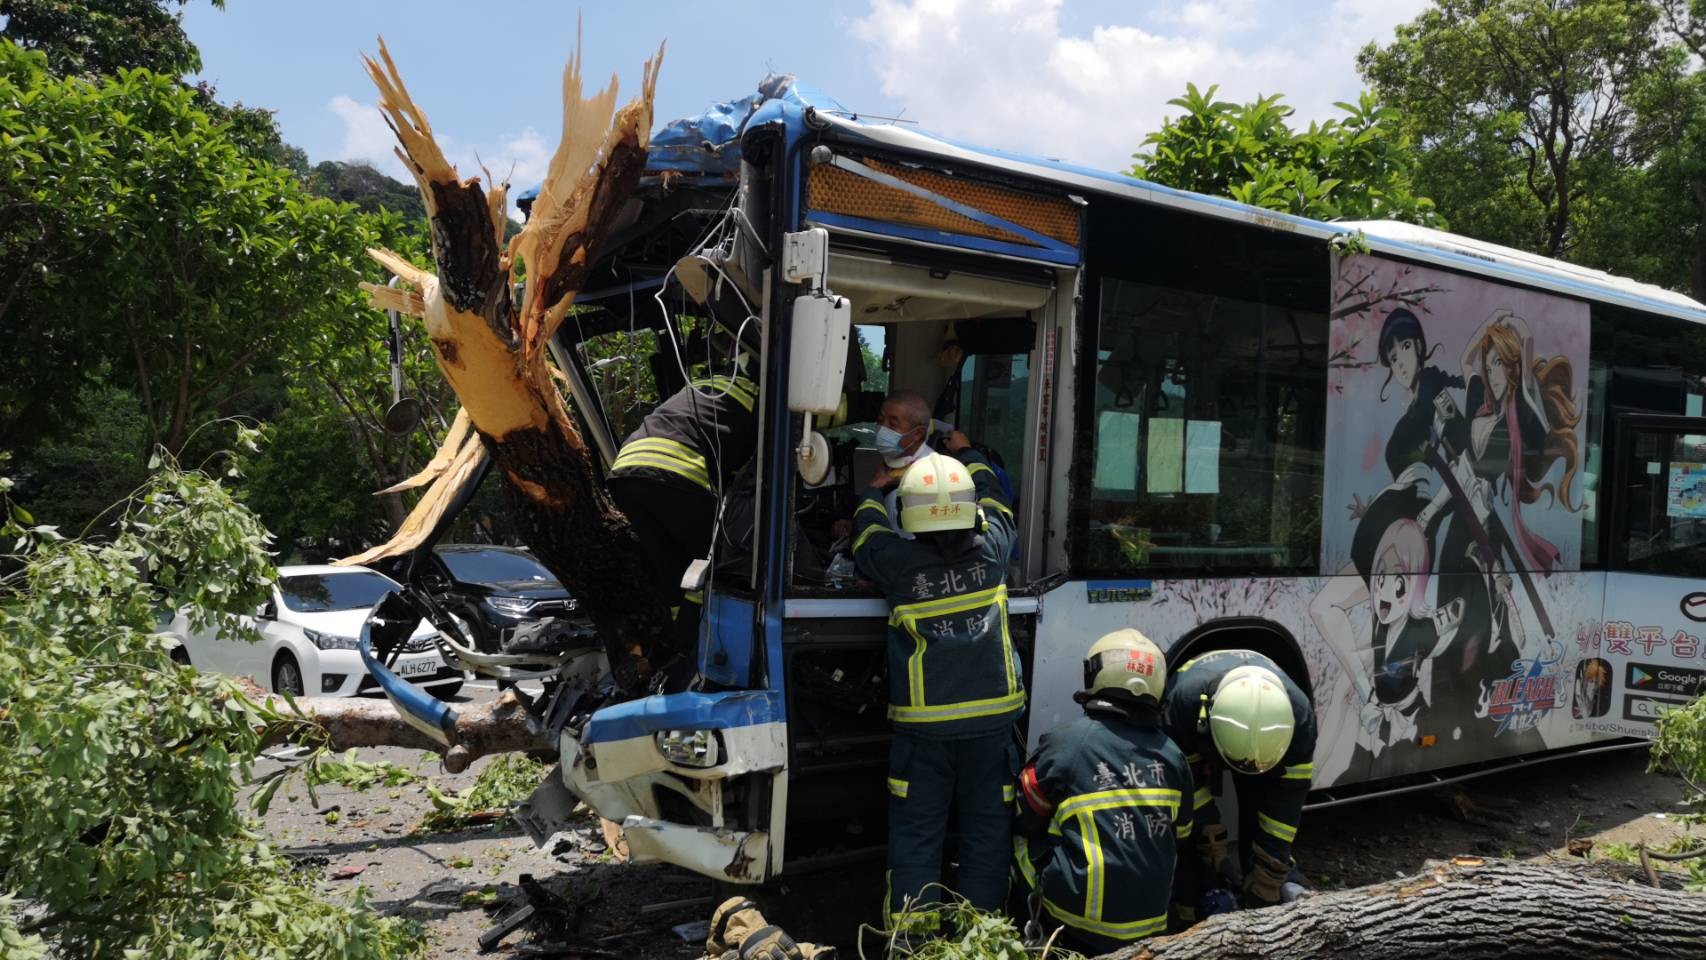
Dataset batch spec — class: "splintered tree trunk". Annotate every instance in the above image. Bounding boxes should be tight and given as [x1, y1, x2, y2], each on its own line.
[1106, 859, 1706, 959]
[339, 38, 670, 692]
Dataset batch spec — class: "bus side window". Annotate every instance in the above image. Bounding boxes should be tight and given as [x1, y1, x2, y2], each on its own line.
[1616, 429, 1706, 577]
[1080, 277, 1328, 575]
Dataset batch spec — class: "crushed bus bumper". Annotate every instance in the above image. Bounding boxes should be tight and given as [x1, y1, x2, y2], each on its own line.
[620, 816, 770, 883]
[526, 688, 787, 883]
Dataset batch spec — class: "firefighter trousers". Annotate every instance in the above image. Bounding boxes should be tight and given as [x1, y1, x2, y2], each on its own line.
[886, 730, 1016, 930]
[607, 475, 714, 660]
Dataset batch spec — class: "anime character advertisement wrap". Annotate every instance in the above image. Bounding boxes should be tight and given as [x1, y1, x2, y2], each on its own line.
[1314, 254, 1600, 784]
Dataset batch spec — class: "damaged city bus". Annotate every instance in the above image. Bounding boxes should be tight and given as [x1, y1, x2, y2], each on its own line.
[366, 77, 1706, 885]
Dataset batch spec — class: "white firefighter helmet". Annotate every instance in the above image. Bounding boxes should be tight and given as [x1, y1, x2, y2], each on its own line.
[1083, 628, 1166, 703]
[897, 453, 979, 534]
[1207, 665, 1295, 774]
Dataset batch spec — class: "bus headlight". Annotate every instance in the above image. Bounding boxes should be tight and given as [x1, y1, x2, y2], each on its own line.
[655, 729, 720, 768]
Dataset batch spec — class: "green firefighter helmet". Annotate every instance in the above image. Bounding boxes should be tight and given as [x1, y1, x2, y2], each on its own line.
[1083, 629, 1166, 703]
[897, 453, 979, 534]
[1208, 665, 1295, 774]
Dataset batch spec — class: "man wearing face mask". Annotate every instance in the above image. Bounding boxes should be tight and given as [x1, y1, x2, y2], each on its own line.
[875, 390, 936, 474]
[872, 391, 941, 540]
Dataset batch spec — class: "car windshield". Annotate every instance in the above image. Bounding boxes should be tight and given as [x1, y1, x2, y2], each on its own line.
[440, 549, 556, 585]
[279, 572, 397, 613]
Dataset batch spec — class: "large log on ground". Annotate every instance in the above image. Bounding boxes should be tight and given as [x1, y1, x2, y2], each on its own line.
[1106, 858, 1706, 959]
[338, 37, 671, 694]
[241, 679, 551, 773]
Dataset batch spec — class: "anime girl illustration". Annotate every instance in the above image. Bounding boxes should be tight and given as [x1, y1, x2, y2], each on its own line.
[1418, 311, 1583, 669]
[1398, 310, 1585, 756]
[1312, 308, 1468, 781]
[1373, 308, 1468, 481]
[1312, 519, 1464, 774]
[1320, 260, 1592, 777]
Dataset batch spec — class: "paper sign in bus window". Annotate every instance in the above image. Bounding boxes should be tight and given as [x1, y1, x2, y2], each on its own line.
[1147, 418, 1184, 494]
[1667, 462, 1706, 519]
[1094, 410, 1140, 493]
[1185, 420, 1221, 494]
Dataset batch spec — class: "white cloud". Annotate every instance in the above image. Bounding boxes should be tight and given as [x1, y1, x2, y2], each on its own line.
[850, 0, 1431, 172]
[327, 95, 552, 214]
[328, 94, 404, 178]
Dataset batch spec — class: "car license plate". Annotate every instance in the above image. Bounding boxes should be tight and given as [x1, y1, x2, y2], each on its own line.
[396, 658, 438, 678]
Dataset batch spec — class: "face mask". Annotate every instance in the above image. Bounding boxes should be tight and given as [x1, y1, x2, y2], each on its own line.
[875, 425, 909, 459]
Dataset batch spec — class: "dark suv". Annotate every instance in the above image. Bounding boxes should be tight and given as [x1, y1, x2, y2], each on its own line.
[382, 545, 593, 653]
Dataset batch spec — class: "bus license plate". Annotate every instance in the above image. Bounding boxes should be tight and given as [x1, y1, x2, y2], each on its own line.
[396, 658, 438, 679]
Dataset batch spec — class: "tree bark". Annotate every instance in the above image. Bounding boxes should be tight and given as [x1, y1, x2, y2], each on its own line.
[339, 39, 670, 693]
[242, 679, 551, 774]
[1104, 859, 1706, 959]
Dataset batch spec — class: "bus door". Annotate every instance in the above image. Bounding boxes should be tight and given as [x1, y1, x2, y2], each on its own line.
[773, 244, 1065, 872]
[1596, 415, 1706, 736]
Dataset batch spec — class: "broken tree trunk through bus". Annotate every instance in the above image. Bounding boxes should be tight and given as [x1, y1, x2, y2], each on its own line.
[337, 37, 669, 694]
[1104, 859, 1704, 960]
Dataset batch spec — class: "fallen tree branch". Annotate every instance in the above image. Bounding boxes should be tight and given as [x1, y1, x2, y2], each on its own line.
[240, 679, 552, 774]
[1107, 858, 1706, 959]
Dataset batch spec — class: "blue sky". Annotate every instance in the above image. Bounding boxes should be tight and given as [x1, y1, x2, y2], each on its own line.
[181, 0, 1430, 186]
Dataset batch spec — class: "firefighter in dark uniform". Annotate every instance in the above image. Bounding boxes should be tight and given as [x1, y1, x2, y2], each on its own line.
[1161, 649, 1316, 920]
[1013, 628, 1191, 955]
[605, 351, 758, 677]
[852, 433, 1021, 937]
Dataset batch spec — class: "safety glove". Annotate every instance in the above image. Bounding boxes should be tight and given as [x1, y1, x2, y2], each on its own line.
[1242, 846, 1291, 907]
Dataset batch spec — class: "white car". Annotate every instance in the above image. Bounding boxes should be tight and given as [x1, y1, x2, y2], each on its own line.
[167, 564, 465, 699]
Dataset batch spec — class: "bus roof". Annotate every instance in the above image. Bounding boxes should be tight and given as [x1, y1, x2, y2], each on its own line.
[527, 75, 1706, 326]
[810, 109, 1706, 326]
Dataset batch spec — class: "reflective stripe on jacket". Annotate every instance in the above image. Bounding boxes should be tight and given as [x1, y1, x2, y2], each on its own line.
[852, 448, 1022, 738]
[1161, 650, 1317, 882]
[609, 374, 758, 492]
[1013, 712, 1190, 950]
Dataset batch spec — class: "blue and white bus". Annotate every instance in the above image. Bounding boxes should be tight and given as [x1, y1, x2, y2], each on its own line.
[385, 78, 1706, 885]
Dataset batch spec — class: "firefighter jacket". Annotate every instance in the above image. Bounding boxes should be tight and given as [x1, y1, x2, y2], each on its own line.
[609, 372, 758, 495]
[1161, 650, 1316, 890]
[1013, 701, 1190, 951]
[851, 448, 1021, 739]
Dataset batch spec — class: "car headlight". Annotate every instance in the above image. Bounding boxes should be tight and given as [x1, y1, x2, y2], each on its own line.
[304, 629, 360, 651]
[485, 596, 534, 615]
[655, 729, 721, 768]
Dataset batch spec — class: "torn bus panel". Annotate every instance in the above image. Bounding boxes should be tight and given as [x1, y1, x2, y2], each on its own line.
[620, 817, 770, 884]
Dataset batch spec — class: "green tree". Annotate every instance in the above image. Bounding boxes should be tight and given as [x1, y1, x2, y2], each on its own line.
[10, 383, 152, 530]
[0, 41, 381, 456]
[1131, 84, 1440, 225]
[242, 227, 454, 556]
[305, 160, 428, 222]
[858, 328, 889, 394]
[0, 451, 424, 957]
[1359, 0, 1688, 266]
[1658, 0, 1706, 299]
[0, 0, 221, 77]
